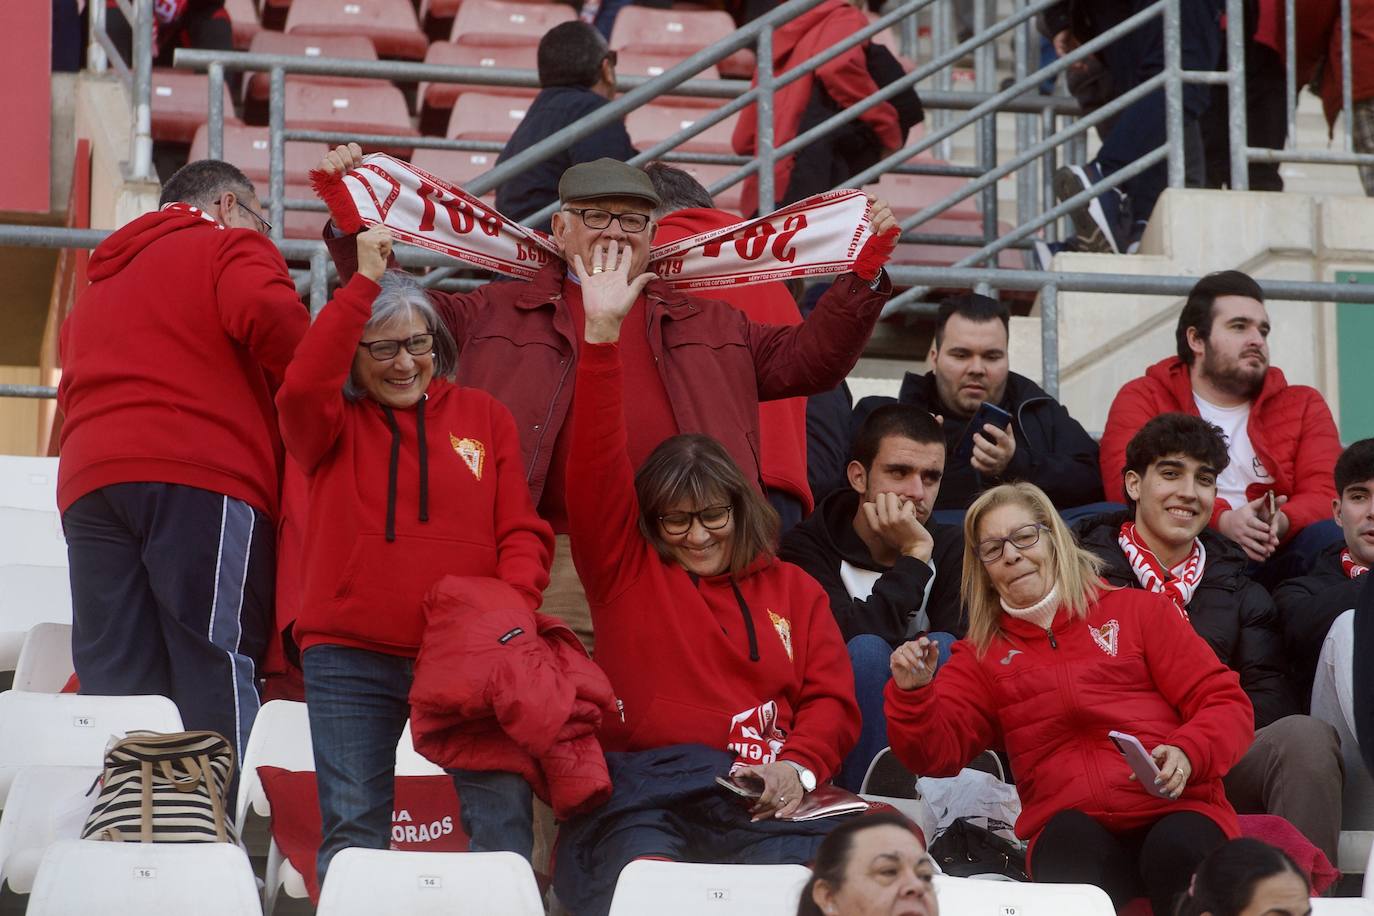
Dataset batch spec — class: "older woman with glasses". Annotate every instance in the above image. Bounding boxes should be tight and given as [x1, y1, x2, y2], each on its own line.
[276, 226, 555, 888]
[883, 482, 1254, 916]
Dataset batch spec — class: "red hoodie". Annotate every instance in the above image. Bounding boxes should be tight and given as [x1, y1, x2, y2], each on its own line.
[57, 208, 309, 517]
[731, 0, 902, 216]
[654, 208, 813, 515]
[1099, 356, 1340, 540]
[276, 276, 554, 656]
[566, 343, 859, 782]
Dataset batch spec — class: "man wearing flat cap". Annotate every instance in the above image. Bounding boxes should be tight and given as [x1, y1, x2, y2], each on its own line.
[317, 144, 897, 644]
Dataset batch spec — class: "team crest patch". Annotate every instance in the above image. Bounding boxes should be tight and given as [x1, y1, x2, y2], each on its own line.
[767, 610, 793, 661]
[450, 434, 485, 481]
[1090, 620, 1120, 657]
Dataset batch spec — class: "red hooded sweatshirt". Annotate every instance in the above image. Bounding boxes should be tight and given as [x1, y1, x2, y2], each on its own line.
[57, 207, 309, 518]
[276, 275, 554, 656]
[566, 342, 859, 783]
[731, 0, 902, 216]
[654, 208, 813, 515]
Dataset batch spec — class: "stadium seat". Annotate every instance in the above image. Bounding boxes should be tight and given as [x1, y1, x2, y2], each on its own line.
[627, 103, 739, 156]
[27, 840, 263, 916]
[11, 623, 74, 693]
[315, 849, 544, 915]
[243, 33, 380, 117]
[189, 124, 329, 188]
[450, 0, 575, 47]
[286, 0, 429, 60]
[0, 691, 183, 805]
[447, 91, 530, 143]
[867, 170, 983, 223]
[224, 0, 261, 50]
[614, 52, 721, 109]
[607, 860, 810, 915]
[419, 42, 538, 135]
[151, 69, 243, 145]
[280, 81, 418, 157]
[409, 149, 500, 201]
[264, 184, 333, 240]
[608, 7, 754, 79]
[888, 218, 1022, 270]
[0, 566, 73, 671]
[932, 874, 1115, 915]
[658, 162, 744, 216]
[0, 455, 58, 513]
[1311, 901, 1374, 914]
[0, 765, 101, 895]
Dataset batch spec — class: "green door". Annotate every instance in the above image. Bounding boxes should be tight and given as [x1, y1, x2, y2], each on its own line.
[1336, 270, 1374, 442]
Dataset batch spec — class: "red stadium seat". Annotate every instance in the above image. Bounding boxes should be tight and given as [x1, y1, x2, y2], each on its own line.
[888, 218, 1021, 270]
[244, 33, 380, 121]
[446, 92, 530, 143]
[224, 0, 261, 51]
[868, 170, 982, 223]
[626, 103, 738, 156]
[450, 0, 575, 47]
[608, 7, 754, 78]
[188, 124, 329, 188]
[614, 52, 720, 108]
[286, 0, 429, 60]
[271, 183, 333, 239]
[419, 43, 538, 134]
[151, 69, 242, 144]
[661, 162, 745, 216]
[282, 81, 419, 156]
[409, 149, 499, 203]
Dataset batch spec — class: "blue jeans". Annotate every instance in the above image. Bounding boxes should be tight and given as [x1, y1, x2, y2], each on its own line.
[837, 632, 956, 792]
[301, 645, 534, 884]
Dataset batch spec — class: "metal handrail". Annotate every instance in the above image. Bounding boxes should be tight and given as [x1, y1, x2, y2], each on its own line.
[87, 0, 155, 181]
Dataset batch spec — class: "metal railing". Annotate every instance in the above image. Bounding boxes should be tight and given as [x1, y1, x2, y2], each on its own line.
[87, 0, 155, 181]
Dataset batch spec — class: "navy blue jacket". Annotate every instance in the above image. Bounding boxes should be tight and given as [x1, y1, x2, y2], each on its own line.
[493, 86, 637, 230]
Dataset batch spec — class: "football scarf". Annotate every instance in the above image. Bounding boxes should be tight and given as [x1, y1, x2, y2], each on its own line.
[1341, 548, 1368, 579]
[1118, 522, 1204, 620]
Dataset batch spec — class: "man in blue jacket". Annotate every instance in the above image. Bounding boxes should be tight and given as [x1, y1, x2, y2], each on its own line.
[494, 21, 638, 230]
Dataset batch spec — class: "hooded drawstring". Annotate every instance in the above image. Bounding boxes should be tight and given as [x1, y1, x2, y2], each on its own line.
[380, 397, 431, 543]
[691, 572, 760, 662]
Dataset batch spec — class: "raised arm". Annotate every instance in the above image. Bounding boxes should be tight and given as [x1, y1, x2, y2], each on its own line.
[884, 639, 999, 777]
[212, 231, 311, 389]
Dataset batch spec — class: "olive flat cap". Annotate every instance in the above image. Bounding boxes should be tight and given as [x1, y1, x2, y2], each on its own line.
[558, 158, 661, 207]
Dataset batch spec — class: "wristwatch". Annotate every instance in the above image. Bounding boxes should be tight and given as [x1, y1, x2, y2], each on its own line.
[781, 759, 817, 793]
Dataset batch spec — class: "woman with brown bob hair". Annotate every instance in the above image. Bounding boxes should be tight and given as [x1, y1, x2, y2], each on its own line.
[552, 240, 862, 916]
[884, 483, 1254, 916]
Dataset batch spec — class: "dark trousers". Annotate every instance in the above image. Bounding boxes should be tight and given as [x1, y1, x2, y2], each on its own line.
[1202, 40, 1288, 191]
[1029, 809, 1227, 915]
[63, 482, 273, 759]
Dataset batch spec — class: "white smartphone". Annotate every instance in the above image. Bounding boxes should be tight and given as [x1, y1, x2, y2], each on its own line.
[1108, 730, 1172, 799]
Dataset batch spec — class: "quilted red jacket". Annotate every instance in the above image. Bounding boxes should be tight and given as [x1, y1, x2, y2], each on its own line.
[408, 576, 616, 818]
[1098, 357, 1340, 540]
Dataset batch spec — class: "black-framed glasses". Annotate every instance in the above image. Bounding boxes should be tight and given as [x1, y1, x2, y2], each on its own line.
[659, 504, 732, 536]
[236, 199, 273, 234]
[976, 523, 1046, 563]
[564, 207, 650, 233]
[357, 333, 435, 361]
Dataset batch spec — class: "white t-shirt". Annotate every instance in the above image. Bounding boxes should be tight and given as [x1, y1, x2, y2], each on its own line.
[1193, 393, 1275, 509]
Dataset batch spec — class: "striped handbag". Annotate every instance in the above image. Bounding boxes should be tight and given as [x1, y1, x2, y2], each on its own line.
[81, 730, 238, 844]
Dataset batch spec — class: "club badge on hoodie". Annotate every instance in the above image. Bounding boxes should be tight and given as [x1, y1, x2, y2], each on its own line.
[450, 434, 485, 481]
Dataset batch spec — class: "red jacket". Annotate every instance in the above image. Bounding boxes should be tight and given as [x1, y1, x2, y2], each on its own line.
[731, 0, 903, 216]
[409, 576, 615, 818]
[327, 237, 887, 526]
[884, 587, 1253, 845]
[566, 343, 860, 783]
[1294, 0, 1374, 129]
[57, 208, 309, 517]
[276, 275, 554, 656]
[654, 208, 812, 514]
[1099, 357, 1340, 539]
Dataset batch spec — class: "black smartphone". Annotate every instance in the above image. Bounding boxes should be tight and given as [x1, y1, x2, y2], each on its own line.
[954, 401, 1013, 461]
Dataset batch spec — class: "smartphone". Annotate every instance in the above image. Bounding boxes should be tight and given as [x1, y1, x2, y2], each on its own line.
[715, 774, 764, 799]
[1265, 490, 1276, 522]
[954, 402, 1014, 461]
[1108, 731, 1172, 799]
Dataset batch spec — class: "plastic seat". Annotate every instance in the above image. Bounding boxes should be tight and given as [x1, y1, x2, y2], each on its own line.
[867, 170, 982, 223]
[614, 52, 721, 108]
[0, 566, 73, 671]
[0, 691, 183, 805]
[446, 92, 530, 143]
[658, 162, 744, 216]
[281, 81, 418, 157]
[410, 149, 500, 201]
[286, 0, 429, 60]
[607, 860, 810, 915]
[151, 68, 243, 144]
[0, 506, 66, 567]
[0, 455, 58, 512]
[27, 839, 263, 916]
[627, 103, 739, 156]
[932, 874, 1115, 915]
[244, 33, 379, 116]
[608, 7, 754, 78]
[316, 849, 544, 915]
[888, 218, 1022, 270]
[451, 0, 575, 47]
[1311, 901, 1374, 914]
[266, 184, 332, 240]
[12, 623, 74, 693]
[0, 765, 101, 894]
[189, 124, 329, 188]
[224, 0, 262, 50]
[419, 42, 538, 134]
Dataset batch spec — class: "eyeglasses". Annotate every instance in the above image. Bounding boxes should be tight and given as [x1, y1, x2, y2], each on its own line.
[976, 523, 1047, 563]
[357, 333, 435, 361]
[564, 207, 650, 233]
[236, 200, 273, 234]
[603, 50, 618, 68]
[659, 504, 732, 536]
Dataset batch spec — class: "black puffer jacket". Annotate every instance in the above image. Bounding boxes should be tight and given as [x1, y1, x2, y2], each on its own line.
[1075, 510, 1298, 729]
[1273, 540, 1363, 704]
[855, 371, 1102, 511]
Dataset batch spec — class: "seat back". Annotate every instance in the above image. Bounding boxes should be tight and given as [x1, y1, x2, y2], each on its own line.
[0, 456, 59, 513]
[447, 92, 530, 143]
[609, 6, 735, 57]
[0, 566, 73, 672]
[0, 765, 101, 894]
[151, 69, 241, 144]
[285, 0, 428, 59]
[607, 860, 811, 915]
[12, 623, 75, 693]
[626, 103, 739, 156]
[316, 849, 543, 915]
[932, 874, 1115, 915]
[1311, 901, 1374, 914]
[451, 0, 575, 46]
[235, 700, 315, 830]
[188, 124, 329, 187]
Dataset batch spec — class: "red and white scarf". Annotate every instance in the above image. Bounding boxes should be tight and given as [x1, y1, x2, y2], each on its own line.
[726, 700, 787, 776]
[1342, 548, 1369, 579]
[160, 201, 223, 228]
[1117, 522, 1205, 620]
[310, 153, 893, 289]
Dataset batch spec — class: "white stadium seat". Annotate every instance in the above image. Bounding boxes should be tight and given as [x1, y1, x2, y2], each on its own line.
[0, 566, 73, 670]
[316, 849, 544, 916]
[12, 622, 74, 692]
[0, 765, 101, 894]
[607, 860, 811, 916]
[932, 874, 1115, 915]
[0, 456, 59, 513]
[1311, 900, 1374, 914]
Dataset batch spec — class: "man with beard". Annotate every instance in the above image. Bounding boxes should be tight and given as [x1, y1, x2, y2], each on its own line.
[1100, 270, 1342, 586]
[780, 404, 963, 790]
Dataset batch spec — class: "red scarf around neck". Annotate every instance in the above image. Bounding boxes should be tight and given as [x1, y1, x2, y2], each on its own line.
[1341, 548, 1369, 579]
[1118, 522, 1205, 620]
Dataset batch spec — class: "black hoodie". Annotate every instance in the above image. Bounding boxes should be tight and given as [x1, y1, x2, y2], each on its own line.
[779, 487, 965, 647]
[1273, 540, 1364, 704]
[1075, 510, 1298, 729]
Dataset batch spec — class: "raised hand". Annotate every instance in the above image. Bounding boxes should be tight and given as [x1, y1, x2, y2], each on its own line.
[356, 225, 393, 282]
[890, 636, 940, 691]
[866, 195, 898, 237]
[573, 238, 656, 344]
[317, 143, 363, 177]
[971, 422, 1017, 476]
[1218, 494, 1280, 562]
[862, 492, 933, 562]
